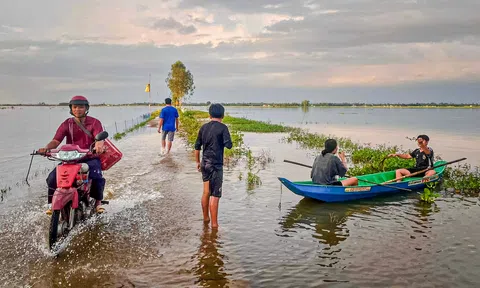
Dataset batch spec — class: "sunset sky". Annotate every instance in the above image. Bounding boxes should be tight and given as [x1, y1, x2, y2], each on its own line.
[1, 0, 479, 104]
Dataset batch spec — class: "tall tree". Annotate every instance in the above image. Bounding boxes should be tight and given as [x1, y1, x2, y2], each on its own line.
[165, 61, 195, 106]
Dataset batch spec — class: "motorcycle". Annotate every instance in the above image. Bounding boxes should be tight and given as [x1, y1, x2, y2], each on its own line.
[31, 131, 115, 249]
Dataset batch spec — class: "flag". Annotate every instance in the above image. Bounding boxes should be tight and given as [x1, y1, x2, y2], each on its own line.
[145, 83, 150, 92]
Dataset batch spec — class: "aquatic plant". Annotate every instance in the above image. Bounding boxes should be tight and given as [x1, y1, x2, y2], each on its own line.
[442, 164, 480, 196]
[245, 149, 262, 190]
[222, 116, 292, 133]
[420, 182, 440, 203]
[177, 110, 204, 146]
[284, 129, 360, 152]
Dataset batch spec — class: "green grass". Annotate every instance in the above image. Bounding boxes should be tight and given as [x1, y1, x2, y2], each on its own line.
[223, 116, 293, 133]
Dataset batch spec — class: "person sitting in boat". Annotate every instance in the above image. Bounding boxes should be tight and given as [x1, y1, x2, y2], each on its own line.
[387, 134, 435, 182]
[311, 139, 359, 186]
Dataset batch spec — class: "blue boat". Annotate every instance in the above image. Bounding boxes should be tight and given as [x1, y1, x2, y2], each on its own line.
[278, 161, 447, 202]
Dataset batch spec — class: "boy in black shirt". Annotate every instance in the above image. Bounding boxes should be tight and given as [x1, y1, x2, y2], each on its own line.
[388, 134, 435, 181]
[194, 104, 232, 228]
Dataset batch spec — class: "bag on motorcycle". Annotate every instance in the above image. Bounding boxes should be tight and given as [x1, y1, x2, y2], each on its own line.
[98, 138, 123, 171]
[72, 118, 122, 171]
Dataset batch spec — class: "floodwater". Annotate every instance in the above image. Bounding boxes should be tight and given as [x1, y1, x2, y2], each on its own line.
[0, 107, 479, 287]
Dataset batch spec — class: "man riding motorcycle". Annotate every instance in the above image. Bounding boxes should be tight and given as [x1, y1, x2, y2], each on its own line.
[39, 95, 107, 214]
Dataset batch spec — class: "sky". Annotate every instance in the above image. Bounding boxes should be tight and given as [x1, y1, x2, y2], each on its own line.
[0, 0, 479, 104]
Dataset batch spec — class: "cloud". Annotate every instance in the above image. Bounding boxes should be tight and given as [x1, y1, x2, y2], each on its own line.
[1, 25, 24, 33]
[0, 0, 479, 104]
[151, 17, 197, 35]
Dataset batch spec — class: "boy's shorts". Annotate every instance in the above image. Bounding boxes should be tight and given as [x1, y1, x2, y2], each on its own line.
[407, 167, 427, 177]
[161, 130, 175, 141]
[201, 164, 223, 198]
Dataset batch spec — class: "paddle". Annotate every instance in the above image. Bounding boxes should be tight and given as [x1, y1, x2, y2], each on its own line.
[382, 157, 467, 184]
[283, 159, 413, 192]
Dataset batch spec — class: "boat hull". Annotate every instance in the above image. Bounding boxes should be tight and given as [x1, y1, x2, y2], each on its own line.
[278, 173, 443, 203]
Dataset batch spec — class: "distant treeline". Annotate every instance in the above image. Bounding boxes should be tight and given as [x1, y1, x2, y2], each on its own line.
[183, 102, 480, 108]
[1, 102, 479, 108]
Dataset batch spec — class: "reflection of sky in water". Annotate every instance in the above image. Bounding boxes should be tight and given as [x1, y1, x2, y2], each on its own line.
[222, 107, 480, 167]
[305, 125, 480, 167]
[224, 107, 480, 135]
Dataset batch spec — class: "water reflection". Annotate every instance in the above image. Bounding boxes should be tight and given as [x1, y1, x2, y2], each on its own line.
[280, 199, 371, 246]
[193, 226, 230, 287]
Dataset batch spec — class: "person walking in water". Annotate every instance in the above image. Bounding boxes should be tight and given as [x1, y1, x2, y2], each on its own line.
[157, 98, 179, 155]
[194, 104, 232, 229]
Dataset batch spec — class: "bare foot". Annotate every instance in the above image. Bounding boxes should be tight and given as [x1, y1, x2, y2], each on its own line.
[203, 218, 210, 224]
[211, 224, 218, 229]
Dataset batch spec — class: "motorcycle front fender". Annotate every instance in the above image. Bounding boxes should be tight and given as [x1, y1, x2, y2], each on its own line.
[52, 188, 78, 210]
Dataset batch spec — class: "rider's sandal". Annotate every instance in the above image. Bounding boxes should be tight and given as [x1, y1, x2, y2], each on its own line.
[45, 208, 52, 215]
[95, 205, 105, 214]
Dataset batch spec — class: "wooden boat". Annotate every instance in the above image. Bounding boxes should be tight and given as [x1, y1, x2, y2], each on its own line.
[278, 161, 447, 203]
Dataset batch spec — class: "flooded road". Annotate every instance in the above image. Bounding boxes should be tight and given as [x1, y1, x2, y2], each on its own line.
[1, 128, 480, 287]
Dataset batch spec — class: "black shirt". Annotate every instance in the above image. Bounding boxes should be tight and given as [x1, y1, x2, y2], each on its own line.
[194, 121, 232, 168]
[409, 148, 434, 169]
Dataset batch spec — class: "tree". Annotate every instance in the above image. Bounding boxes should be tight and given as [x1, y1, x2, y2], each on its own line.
[165, 61, 195, 107]
[301, 100, 310, 113]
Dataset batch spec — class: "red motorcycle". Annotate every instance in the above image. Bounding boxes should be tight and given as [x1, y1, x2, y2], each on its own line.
[31, 131, 122, 249]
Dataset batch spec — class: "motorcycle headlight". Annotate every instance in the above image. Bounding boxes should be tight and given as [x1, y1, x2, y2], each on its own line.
[51, 151, 87, 161]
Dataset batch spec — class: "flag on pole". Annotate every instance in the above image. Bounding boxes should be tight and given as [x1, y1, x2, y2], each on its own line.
[145, 83, 150, 92]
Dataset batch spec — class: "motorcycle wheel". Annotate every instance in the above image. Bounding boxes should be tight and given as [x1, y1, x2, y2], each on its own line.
[49, 210, 61, 249]
[49, 206, 69, 250]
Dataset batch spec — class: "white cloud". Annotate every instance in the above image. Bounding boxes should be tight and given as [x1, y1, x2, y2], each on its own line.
[0, 0, 479, 103]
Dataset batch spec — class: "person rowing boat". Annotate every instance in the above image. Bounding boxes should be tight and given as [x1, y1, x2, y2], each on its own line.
[387, 134, 435, 182]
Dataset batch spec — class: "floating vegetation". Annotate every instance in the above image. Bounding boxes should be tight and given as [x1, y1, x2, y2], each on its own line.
[442, 164, 480, 197]
[420, 182, 440, 203]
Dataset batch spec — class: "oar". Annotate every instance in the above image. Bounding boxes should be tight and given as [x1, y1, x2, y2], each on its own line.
[283, 159, 412, 192]
[382, 157, 467, 184]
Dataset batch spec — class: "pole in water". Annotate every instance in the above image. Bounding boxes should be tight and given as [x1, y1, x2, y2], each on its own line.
[278, 183, 283, 211]
[115, 122, 118, 133]
[148, 73, 151, 114]
[25, 150, 35, 187]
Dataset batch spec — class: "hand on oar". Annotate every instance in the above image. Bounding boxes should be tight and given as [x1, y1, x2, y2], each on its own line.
[382, 157, 467, 184]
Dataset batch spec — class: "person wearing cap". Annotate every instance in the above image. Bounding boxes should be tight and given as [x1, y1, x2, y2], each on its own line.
[311, 139, 359, 186]
[157, 97, 179, 155]
[194, 103, 233, 229]
[387, 134, 435, 181]
[38, 96, 107, 214]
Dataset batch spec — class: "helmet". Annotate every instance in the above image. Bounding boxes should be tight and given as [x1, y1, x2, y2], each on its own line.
[69, 95, 90, 116]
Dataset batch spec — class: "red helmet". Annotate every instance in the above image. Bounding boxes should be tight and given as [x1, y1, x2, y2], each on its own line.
[69, 95, 89, 106]
[69, 95, 90, 116]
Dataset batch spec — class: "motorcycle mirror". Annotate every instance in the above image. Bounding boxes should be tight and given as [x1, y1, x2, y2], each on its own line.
[95, 131, 109, 141]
